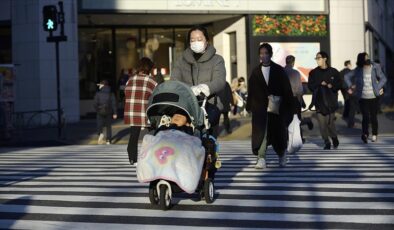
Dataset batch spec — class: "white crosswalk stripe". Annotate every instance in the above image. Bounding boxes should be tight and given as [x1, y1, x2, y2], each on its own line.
[0, 136, 394, 229]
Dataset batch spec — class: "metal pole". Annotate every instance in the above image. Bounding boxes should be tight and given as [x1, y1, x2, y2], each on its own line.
[55, 41, 62, 138]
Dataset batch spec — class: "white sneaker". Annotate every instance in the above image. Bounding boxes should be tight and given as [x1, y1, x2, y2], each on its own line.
[106, 141, 111, 145]
[371, 135, 377, 142]
[255, 158, 266, 169]
[279, 153, 288, 167]
[98, 133, 104, 145]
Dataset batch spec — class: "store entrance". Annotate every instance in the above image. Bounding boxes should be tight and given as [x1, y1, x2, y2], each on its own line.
[78, 26, 195, 117]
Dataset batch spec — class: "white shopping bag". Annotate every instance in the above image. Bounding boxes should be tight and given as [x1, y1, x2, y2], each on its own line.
[287, 114, 303, 154]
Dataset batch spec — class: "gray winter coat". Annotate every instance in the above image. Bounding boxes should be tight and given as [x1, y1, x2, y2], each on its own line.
[171, 45, 226, 110]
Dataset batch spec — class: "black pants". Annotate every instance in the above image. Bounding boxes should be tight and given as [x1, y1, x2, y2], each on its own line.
[359, 98, 379, 136]
[222, 112, 231, 133]
[127, 126, 141, 162]
[97, 114, 112, 141]
[346, 95, 359, 127]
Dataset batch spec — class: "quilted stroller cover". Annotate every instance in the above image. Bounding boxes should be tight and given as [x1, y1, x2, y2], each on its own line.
[136, 129, 205, 193]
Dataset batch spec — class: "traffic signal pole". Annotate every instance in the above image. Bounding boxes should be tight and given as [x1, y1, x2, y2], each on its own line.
[55, 40, 61, 138]
[43, 1, 67, 139]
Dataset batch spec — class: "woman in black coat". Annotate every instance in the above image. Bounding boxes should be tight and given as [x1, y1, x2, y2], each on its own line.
[246, 43, 294, 169]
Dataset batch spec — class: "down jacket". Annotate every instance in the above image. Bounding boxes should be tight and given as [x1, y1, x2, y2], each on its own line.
[171, 45, 226, 110]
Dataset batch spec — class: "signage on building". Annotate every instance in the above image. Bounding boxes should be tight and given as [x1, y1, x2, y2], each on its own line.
[80, 0, 327, 13]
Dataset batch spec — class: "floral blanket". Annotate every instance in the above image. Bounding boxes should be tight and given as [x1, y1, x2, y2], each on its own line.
[137, 129, 205, 193]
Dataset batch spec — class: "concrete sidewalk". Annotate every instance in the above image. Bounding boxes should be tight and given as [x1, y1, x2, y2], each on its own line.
[1, 108, 394, 147]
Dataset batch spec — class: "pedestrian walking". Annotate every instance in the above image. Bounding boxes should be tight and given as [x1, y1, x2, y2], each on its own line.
[124, 57, 157, 165]
[284, 55, 309, 142]
[93, 80, 117, 145]
[246, 43, 294, 169]
[308, 51, 342, 150]
[345, 52, 387, 143]
[171, 25, 226, 137]
[217, 81, 233, 134]
[339, 60, 359, 128]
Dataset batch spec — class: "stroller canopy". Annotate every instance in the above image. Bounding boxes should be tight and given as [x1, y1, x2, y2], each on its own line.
[146, 80, 204, 128]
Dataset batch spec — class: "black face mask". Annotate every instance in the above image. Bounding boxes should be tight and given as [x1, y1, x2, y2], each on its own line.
[364, 59, 371, 66]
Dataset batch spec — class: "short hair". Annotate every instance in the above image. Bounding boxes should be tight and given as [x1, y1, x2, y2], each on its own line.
[136, 57, 154, 75]
[259, 43, 273, 56]
[317, 51, 330, 66]
[238, 77, 245, 82]
[187, 25, 209, 44]
[286, 55, 295, 65]
[344, 60, 351, 66]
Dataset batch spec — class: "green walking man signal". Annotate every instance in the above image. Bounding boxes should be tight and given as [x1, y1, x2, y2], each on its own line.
[43, 5, 58, 32]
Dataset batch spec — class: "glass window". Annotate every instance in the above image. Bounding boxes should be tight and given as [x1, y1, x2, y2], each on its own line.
[173, 28, 188, 65]
[78, 28, 114, 99]
[141, 28, 174, 76]
[115, 28, 139, 78]
[0, 26, 11, 64]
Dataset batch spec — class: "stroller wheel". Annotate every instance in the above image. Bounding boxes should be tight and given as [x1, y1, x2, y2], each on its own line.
[204, 178, 215, 204]
[149, 182, 159, 205]
[159, 184, 171, 210]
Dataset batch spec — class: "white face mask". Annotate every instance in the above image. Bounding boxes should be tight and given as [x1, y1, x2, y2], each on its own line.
[190, 41, 206, 53]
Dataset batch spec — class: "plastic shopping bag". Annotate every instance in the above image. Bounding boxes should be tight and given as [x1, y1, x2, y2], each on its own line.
[287, 114, 303, 154]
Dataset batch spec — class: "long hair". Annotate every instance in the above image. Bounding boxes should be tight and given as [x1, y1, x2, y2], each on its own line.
[356, 52, 368, 68]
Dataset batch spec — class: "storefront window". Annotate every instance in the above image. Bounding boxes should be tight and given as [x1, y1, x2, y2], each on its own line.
[78, 26, 194, 99]
[115, 29, 139, 79]
[142, 28, 174, 76]
[78, 28, 114, 99]
[0, 26, 11, 64]
[173, 28, 188, 65]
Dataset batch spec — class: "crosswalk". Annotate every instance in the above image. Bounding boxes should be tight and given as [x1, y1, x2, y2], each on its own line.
[0, 136, 394, 229]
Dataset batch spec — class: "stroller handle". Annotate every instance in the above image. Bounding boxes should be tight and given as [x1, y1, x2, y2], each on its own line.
[196, 94, 208, 108]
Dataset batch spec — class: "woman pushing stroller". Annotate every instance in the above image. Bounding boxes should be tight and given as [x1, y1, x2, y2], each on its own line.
[171, 25, 226, 135]
[137, 81, 221, 210]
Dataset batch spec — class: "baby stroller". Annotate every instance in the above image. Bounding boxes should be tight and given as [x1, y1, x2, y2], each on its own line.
[137, 80, 221, 210]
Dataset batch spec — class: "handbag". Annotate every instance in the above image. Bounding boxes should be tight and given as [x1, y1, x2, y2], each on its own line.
[287, 114, 303, 154]
[233, 91, 244, 107]
[267, 95, 281, 114]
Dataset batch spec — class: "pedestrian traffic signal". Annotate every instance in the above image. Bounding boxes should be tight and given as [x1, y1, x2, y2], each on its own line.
[43, 5, 58, 32]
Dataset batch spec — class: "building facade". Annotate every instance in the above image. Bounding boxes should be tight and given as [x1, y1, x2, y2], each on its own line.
[0, 0, 393, 122]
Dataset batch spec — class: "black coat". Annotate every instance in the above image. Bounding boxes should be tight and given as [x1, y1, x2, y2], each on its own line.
[308, 67, 341, 115]
[246, 61, 295, 155]
[217, 82, 233, 113]
[246, 61, 294, 125]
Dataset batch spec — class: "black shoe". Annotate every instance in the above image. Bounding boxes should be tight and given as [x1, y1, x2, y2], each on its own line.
[332, 137, 339, 149]
[324, 142, 331, 150]
[361, 134, 368, 144]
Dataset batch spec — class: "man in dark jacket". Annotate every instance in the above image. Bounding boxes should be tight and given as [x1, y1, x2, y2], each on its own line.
[246, 43, 294, 169]
[308, 51, 342, 150]
[340, 60, 357, 127]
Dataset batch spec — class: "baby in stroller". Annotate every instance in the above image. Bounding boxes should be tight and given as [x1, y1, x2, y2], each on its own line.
[136, 80, 220, 210]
